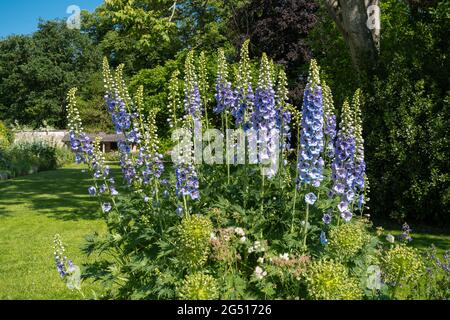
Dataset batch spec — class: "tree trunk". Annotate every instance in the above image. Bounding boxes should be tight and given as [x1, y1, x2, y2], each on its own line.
[324, 0, 380, 74]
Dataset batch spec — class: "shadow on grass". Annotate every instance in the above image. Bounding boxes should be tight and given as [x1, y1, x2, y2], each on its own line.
[0, 166, 123, 221]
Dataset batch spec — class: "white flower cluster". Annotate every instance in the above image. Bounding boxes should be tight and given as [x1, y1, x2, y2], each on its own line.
[279, 253, 289, 261]
[255, 266, 267, 280]
[248, 240, 265, 253]
[235, 227, 246, 243]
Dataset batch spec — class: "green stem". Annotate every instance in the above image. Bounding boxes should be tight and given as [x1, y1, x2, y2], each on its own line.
[291, 186, 298, 233]
[260, 173, 265, 216]
[225, 111, 230, 184]
[302, 202, 310, 251]
[183, 195, 189, 216]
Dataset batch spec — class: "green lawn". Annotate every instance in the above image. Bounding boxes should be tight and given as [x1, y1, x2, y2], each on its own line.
[0, 164, 448, 300]
[373, 218, 450, 257]
[0, 164, 106, 299]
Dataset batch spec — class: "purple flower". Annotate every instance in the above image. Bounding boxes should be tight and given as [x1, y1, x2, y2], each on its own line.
[297, 61, 324, 187]
[110, 186, 119, 196]
[175, 164, 200, 201]
[341, 210, 352, 222]
[88, 186, 96, 195]
[305, 192, 317, 205]
[176, 205, 183, 216]
[400, 222, 413, 242]
[102, 202, 112, 213]
[322, 213, 332, 225]
[337, 201, 348, 212]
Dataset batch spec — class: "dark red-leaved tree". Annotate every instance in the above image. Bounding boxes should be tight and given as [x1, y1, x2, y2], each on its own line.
[230, 0, 319, 104]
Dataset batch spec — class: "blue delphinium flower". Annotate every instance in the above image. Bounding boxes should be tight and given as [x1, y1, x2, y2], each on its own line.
[331, 99, 356, 221]
[102, 202, 112, 213]
[110, 186, 119, 196]
[184, 50, 202, 120]
[88, 186, 96, 195]
[341, 210, 352, 222]
[296, 59, 324, 188]
[351, 89, 367, 210]
[400, 222, 413, 242]
[175, 164, 200, 201]
[233, 39, 254, 127]
[251, 54, 277, 135]
[322, 212, 332, 225]
[305, 192, 317, 205]
[214, 49, 237, 114]
[250, 53, 279, 178]
[337, 201, 348, 213]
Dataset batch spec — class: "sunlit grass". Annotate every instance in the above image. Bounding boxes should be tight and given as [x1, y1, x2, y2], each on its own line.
[0, 164, 114, 299]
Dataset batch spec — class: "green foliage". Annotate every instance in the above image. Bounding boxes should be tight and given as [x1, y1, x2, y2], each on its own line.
[305, 259, 363, 300]
[0, 140, 73, 179]
[0, 121, 13, 150]
[309, 0, 450, 224]
[178, 272, 219, 300]
[0, 20, 102, 128]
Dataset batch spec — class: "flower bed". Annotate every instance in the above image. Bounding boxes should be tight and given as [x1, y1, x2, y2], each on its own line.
[55, 41, 449, 300]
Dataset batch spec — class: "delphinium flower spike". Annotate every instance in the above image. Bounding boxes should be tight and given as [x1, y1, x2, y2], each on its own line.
[275, 68, 292, 156]
[198, 51, 210, 130]
[322, 81, 337, 162]
[214, 48, 236, 183]
[295, 59, 324, 249]
[214, 48, 236, 115]
[296, 59, 324, 188]
[173, 52, 202, 213]
[167, 70, 181, 130]
[184, 50, 202, 121]
[233, 39, 254, 127]
[331, 98, 356, 222]
[352, 89, 367, 211]
[251, 53, 278, 172]
[134, 86, 165, 201]
[66, 88, 119, 213]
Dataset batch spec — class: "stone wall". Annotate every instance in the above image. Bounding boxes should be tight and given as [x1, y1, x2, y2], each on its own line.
[13, 130, 68, 147]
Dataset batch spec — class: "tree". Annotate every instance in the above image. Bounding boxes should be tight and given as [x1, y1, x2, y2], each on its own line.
[231, 0, 319, 104]
[0, 20, 102, 128]
[323, 0, 380, 73]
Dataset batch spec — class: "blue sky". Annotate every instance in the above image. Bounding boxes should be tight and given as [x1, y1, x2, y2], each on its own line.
[0, 0, 104, 38]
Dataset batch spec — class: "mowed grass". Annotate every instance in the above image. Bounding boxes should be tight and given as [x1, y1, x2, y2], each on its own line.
[373, 218, 450, 257]
[0, 163, 109, 299]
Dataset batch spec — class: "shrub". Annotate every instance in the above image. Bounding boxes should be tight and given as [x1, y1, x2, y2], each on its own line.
[0, 140, 72, 179]
[381, 244, 425, 285]
[305, 259, 363, 300]
[327, 219, 371, 261]
[0, 120, 13, 150]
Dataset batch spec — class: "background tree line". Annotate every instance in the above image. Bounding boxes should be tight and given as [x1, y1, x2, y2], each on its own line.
[0, 0, 448, 224]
